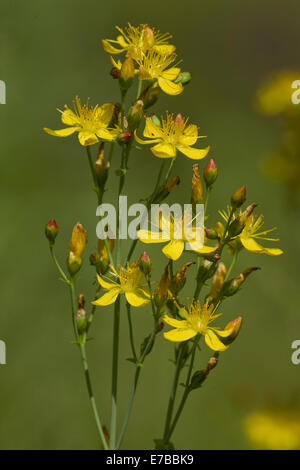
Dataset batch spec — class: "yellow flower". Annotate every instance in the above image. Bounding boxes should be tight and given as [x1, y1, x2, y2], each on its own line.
[102, 23, 175, 60]
[136, 50, 183, 95]
[137, 212, 216, 261]
[162, 300, 237, 351]
[92, 262, 150, 307]
[219, 207, 283, 256]
[135, 112, 210, 159]
[43, 97, 117, 146]
[245, 409, 300, 450]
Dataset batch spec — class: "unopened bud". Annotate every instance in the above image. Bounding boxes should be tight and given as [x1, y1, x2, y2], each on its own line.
[227, 204, 257, 239]
[45, 219, 58, 245]
[223, 267, 260, 296]
[89, 252, 101, 267]
[143, 26, 155, 48]
[231, 186, 246, 209]
[204, 158, 218, 186]
[76, 307, 87, 334]
[192, 164, 204, 204]
[154, 265, 170, 309]
[205, 228, 218, 240]
[222, 316, 243, 345]
[78, 293, 85, 309]
[96, 234, 115, 274]
[119, 57, 135, 91]
[171, 262, 194, 294]
[166, 176, 180, 192]
[117, 131, 131, 144]
[149, 113, 161, 127]
[174, 71, 192, 85]
[139, 251, 152, 276]
[95, 143, 108, 186]
[143, 84, 160, 109]
[67, 222, 87, 275]
[209, 262, 227, 299]
[110, 67, 119, 79]
[128, 99, 144, 131]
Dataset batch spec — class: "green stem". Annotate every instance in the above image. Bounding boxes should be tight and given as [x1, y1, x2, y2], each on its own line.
[136, 79, 143, 99]
[165, 337, 199, 443]
[164, 157, 176, 184]
[225, 249, 238, 281]
[49, 246, 69, 284]
[110, 295, 121, 449]
[126, 302, 137, 362]
[163, 344, 184, 441]
[79, 342, 109, 450]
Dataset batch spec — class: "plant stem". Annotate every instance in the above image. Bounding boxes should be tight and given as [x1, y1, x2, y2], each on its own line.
[110, 295, 121, 449]
[79, 342, 109, 450]
[136, 79, 143, 99]
[164, 157, 176, 184]
[225, 249, 238, 281]
[126, 302, 137, 362]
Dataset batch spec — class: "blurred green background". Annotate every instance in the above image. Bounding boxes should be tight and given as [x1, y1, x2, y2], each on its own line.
[1, 0, 299, 450]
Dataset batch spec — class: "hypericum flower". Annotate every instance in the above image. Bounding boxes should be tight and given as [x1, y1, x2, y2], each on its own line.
[137, 212, 216, 261]
[135, 112, 210, 159]
[102, 23, 175, 60]
[136, 51, 183, 95]
[245, 408, 300, 450]
[219, 206, 283, 256]
[92, 262, 150, 307]
[162, 300, 237, 351]
[43, 97, 118, 146]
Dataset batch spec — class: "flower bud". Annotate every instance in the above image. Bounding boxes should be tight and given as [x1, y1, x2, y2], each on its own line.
[223, 267, 260, 296]
[96, 233, 115, 274]
[149, 113, 161, 127]
[227, 203, 257, 239]
[117, 131, 131, 144]
[128, 99, 144, 131]
[143, 84, 160, 109]
[196, 258, 217, 282]
[89, 252, 101, 267]
[76, 307, 87, 334]
[209, 262, 227, 299]
[67, 222, 87, 275]
[154, 265, 170, 309]
[222, 316, 243, 345]
[119, 57, 135, 91]
[139, 251, 152, 277]
[166, 176, 180, 192]
[204, 158, 218, 187]
[192, 164, 204, 204]
[205, 227, 218, 240]
[231, 186, 246, 209]
[171, 262, 194, 295]
[174, 71, 192, 85]
[95, 143, 108, 187]
[110, 67, 119, 79]
[143, 26, 155, 48]
[174, 113, 184, 128]
[45, 219, 58, 245]
[153, 176, 180, 203]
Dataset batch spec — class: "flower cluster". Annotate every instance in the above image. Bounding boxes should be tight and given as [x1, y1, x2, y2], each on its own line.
[44, 23, 283, 451]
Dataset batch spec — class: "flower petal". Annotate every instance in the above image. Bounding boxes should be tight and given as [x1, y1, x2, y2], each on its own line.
[125, 290, 150, 307]
[78, 131, 99, 146]
[162, 239, 184, 260]
[92, 287, 120, 306]
[158, 77, 183, 95]
[164, 328, 197, 342]
[162, 314, 190, 329]
[144, 118, 164, 139]
[193, 244, 218, 254]
[134, 130, 160, 145]
[96, 128, 116, 141]
[96, 274, 118, 290]
[137, 229, 167, 243]
[211, 326, 235, 338]
[205, 329, 228, 351]
[43, 126, 77, 137]
[179, 124, 198, 146]
[160, 67, 181, 81]
[102, 39, 124, 54]
[61, 109, 80, 126]
[151, 142, 176, 158]
[97, 103, 115, 126]
[240, 237, 283, 255]
[178, 144, 210, 160]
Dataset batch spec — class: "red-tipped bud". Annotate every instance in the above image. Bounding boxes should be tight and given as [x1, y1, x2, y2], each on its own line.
[139, 251, 152, 276]
[89, 252, 101, 267]
[118, 131, 131, 144]
[205, 228, 218, 240]
[204, 158, 218, 186]
[110, 67, 119, 79]
[45, 219, 58, 245]
[231, 186, 246, 209]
